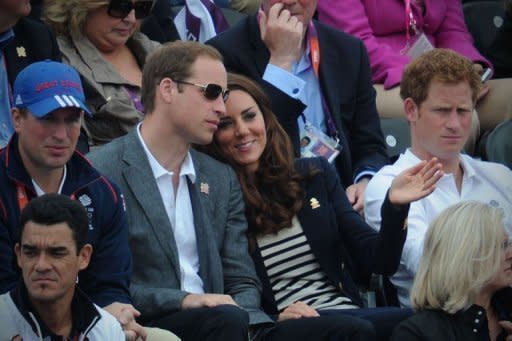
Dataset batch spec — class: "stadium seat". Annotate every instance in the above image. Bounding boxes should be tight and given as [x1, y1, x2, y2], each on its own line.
[478, 119, 512, 168]
[463, 1, 505, 51]
[380, 118, 411, 162]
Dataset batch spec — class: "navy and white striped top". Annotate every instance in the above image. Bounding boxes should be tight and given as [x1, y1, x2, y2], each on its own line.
[257, 216, 358, 312]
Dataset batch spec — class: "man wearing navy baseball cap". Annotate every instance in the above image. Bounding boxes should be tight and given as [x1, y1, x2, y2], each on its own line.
[0, 60, 153, 339]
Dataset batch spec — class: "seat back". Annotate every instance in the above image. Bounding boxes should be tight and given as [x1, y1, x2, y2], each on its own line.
[380, 118, 411, 163]
[463, 1, 505, 51]
[481, 119, 512, 168]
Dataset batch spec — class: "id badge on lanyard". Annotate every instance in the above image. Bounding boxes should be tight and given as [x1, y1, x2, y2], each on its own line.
[301, 22, 341, 163]
[300, 120, 340, 163]
[401, 0, 433, 59]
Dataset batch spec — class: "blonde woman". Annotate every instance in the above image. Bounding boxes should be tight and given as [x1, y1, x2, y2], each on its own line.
[392, 202, 512, 340]
[45, 0, 160, 146]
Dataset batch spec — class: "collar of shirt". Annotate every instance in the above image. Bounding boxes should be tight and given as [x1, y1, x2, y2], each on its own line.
[31, 165, 68, 196]
[291, 40, 312, 75]
[404, 148, 477, 180]
[11, 282, 101, 340]
[136, 122, 196, 183]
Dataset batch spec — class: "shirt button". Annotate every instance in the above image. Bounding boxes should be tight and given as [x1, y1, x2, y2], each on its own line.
[477, 311, 483, 315]
[475, 319, 479, 323]
[473, 329, 478, 333]
[292, 88, 299, 94]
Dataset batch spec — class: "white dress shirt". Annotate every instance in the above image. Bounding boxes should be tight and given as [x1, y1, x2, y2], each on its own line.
[137, 124, 204, 293]
[364, 149, 512, 307]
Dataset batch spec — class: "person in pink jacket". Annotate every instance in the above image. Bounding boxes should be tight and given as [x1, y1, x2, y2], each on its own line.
[317, 0, 512, 143]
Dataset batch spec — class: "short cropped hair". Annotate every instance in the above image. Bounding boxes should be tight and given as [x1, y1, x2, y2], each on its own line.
[400, 49, 481, 106]
[44, 0, 109, 38]
[410, 201, 506, 314]
[18, 194, 89, 254]
[141, 41, 223, 114]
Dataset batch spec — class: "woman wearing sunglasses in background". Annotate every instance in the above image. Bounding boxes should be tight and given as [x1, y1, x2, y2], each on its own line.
[44, 0, 160, 147]
[392, 201, 512, 340]
[200, 73, 444, 340]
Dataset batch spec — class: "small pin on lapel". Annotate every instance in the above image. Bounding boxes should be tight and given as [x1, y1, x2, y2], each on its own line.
[310, 197, 320, 209]
[200, 182, 209, 195]
[16, 46, 26, 58]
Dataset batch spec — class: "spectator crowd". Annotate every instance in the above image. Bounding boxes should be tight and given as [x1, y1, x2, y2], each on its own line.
[0, 0, 511, 340]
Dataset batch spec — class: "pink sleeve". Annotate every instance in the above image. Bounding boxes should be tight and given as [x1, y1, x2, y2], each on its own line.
[434, 0, 492, 68]
[317, 0, 411, 89]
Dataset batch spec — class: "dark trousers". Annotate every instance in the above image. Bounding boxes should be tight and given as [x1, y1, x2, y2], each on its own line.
[260, 315, 376, 341]
[320, 307, 413, 341]
[150, 304, 249, 341]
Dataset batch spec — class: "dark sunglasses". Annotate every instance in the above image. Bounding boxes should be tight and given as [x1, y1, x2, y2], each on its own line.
[107, 0, 153, 19]
[175, 80, 230, 102]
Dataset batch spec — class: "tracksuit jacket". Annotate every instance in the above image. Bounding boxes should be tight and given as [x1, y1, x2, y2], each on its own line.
[0, 282, 124, 340]
[0, 134, 132, 307]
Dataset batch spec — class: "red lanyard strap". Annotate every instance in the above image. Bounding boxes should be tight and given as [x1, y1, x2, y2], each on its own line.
[16, 184, 29, 211]
[16, 183, 75, 210]
[307, 22, 338, 140]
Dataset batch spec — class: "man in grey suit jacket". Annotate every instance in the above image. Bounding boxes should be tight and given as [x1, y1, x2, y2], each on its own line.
[88, 41, 272, 340]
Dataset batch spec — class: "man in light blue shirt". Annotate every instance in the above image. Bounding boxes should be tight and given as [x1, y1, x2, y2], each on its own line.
[0, 29, 14, 147]
[0, 0, 29, 147]
[207, 0, 389, 214]
[0, 0, 60, 148]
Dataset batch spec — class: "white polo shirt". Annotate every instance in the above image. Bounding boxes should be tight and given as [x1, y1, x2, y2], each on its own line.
[364, 149, 512, 307]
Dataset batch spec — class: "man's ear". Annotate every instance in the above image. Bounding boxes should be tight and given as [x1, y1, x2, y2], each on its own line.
[14, 243, 21, 268]
[77, 244, 93, 271]
[158, 77, 176, 104]
[11, 108, 23, 133]
[404, 98, 419, 122]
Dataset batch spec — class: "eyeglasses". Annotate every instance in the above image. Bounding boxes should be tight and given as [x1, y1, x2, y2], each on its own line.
[107, 0, 153, 19]
[175, 80, 230, 102]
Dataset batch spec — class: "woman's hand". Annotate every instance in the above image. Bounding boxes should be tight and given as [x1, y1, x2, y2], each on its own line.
[277, 301, 319, 321]
[388, 158, 443, 205]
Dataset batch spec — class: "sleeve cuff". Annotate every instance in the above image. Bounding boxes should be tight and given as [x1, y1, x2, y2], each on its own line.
[263, 64, 305, 99]
[354, 170, 376, 183]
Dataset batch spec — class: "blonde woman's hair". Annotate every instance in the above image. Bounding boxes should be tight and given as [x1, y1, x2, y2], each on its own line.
[410, 201, 505, 314]
[44, 0, 109, 38]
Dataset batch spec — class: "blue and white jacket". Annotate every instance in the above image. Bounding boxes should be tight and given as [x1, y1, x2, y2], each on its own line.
[0, 283, 125, 340]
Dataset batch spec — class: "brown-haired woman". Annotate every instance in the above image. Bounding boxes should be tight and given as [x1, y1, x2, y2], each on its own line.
[201, 73, 444, 340]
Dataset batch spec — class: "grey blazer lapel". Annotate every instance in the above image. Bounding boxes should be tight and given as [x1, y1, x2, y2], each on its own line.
[122, 132, 181, 279]
[188, 154, 223, 293]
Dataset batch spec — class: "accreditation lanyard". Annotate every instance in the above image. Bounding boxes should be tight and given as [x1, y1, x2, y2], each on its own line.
[16, 183, 74, 210]
[404, 0, 418, 44]
[307, 22, 339, 141]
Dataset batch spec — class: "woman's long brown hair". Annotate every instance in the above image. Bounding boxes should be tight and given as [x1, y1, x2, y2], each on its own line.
[200, 73, 306, 240]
